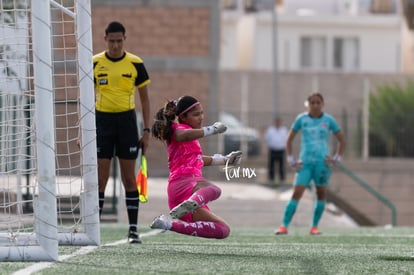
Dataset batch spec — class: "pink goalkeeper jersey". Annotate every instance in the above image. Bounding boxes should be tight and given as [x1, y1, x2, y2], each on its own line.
[168, 123, 204, 181]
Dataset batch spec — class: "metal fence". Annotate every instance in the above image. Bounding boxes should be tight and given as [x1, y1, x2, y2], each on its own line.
[228, 110, 414, 160]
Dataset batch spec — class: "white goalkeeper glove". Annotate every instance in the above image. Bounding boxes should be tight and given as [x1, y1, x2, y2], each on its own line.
[203, 122, 227, 137]
[325, 154, 341, 167]
[211, 151, 242, 166]
[287, 155, 302, 171]
[225, 150, 243, 166]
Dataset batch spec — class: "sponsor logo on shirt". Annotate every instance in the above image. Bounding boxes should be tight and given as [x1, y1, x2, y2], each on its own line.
[98, 79, 108, 85]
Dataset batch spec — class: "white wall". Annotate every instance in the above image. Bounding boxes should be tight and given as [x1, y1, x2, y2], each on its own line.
[220, 7, 414, 73]
[277, 15, 404, 72]
[220, 15, 239, 69]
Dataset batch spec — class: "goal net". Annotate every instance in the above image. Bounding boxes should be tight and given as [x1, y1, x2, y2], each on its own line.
[0, 0, 99, 261]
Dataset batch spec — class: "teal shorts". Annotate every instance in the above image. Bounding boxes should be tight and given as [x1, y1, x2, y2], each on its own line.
[293, 162, 332, 187]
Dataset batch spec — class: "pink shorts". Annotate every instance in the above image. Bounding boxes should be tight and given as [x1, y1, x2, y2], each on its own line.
[167, 175, 210, 222]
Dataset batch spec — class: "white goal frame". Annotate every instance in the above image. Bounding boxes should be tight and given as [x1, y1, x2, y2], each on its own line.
[0, 0, 99, 261]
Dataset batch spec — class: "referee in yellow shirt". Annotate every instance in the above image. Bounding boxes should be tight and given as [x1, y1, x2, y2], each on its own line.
[93, 21, 151, 244]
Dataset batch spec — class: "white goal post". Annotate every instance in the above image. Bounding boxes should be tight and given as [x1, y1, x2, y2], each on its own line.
[0, 0, 99, 261]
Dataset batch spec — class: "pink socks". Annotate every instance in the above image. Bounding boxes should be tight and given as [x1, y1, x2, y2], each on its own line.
[188, 184, 221, 207]
[171, 220, 230, 239]
[169, 184, 229, 239]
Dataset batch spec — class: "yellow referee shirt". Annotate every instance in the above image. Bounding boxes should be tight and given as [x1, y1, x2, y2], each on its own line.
[93, 51, 151, 113]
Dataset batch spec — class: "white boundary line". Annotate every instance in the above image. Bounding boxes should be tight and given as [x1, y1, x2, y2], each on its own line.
[12, 229, 164, 275]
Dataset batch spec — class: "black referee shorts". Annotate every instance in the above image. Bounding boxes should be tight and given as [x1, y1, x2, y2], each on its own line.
[96, 109, 139, 160]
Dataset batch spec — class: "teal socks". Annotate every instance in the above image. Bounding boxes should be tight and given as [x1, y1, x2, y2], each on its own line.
[312, 200, 326, 227]
[282, 199, 298, 227]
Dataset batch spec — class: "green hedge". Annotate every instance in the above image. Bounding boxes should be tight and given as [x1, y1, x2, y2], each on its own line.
[369, 81, 414, 157]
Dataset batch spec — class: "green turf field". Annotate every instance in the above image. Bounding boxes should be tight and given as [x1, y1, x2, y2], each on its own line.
[2, 225, 414, 274]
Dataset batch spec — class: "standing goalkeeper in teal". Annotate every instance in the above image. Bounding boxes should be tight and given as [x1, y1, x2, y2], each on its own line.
[275, 93, 346, 235]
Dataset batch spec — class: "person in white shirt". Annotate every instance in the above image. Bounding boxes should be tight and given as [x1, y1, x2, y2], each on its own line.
[264, 117, 288, 183]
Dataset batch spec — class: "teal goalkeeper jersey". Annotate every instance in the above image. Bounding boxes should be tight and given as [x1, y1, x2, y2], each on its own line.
[291, 112, 340, 163]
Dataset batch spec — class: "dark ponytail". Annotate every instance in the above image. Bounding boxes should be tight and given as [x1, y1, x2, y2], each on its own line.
[152, 95, 200, 143]
[152, 100, 177, 143]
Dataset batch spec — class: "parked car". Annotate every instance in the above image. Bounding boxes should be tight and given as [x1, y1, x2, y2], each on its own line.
[219, 112, 261, 157]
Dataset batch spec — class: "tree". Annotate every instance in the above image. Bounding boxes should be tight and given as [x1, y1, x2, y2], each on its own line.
[369, 82, 414, 157]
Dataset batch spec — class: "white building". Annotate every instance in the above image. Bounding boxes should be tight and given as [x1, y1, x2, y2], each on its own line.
[220, 0, 414, 73]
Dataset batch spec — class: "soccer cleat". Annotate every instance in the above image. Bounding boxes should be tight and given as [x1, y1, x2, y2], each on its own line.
[309, 227, 321, 235]
[169, 200, 199, 219]
[274, 226, 288, 235]
[128, 230, 142, 244]
[150, 214, 172, 231]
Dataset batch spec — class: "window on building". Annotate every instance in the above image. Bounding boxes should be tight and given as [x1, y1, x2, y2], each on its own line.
[370, 0, 397, 14]
[300, 36, 327, 69]
[222, 0, 237, 10]
[333, 37, 359, 70]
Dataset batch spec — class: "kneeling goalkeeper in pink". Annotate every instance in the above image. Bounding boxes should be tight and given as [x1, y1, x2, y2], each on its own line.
[150, 95, 242, 239]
